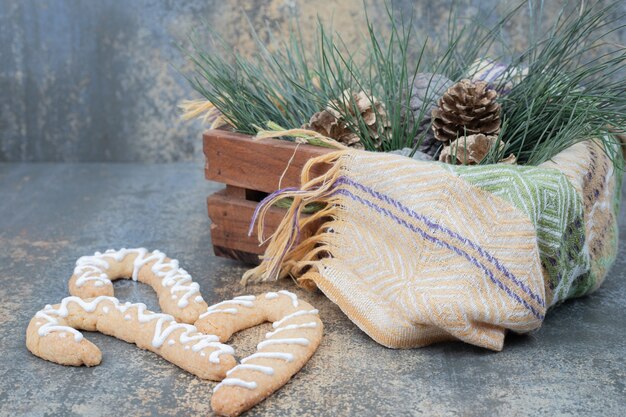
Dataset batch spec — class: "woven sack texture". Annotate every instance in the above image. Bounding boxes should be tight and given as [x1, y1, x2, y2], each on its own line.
[244, 136, 623, 351]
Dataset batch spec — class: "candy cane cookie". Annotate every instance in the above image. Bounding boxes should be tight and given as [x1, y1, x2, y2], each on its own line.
[201, 291, 323, 417]
[26, 296, 236, 380]
[69, 248, 208, 323]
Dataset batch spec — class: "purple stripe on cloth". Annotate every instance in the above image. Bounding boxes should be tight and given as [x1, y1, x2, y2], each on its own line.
[334, 176, 545, 309]
[333, 188, 545, 321]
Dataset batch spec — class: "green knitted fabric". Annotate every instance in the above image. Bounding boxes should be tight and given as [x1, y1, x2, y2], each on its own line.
[444, 137, 622, 306]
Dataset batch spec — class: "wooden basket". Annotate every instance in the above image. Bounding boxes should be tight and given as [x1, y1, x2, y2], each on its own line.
[203, 130, 332, 264]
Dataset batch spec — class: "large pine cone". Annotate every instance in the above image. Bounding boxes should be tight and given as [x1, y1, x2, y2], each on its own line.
[431, 79, 501, 143]
[303, 90, 390, 150]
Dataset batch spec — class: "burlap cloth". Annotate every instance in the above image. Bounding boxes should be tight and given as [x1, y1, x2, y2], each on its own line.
[244, 136, 624, 351]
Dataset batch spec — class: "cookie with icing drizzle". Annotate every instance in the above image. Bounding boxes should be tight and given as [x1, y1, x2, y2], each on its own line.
[202, 291, 323, 417]
[25, 296, 236, 380]
[68, 248, 207, 324]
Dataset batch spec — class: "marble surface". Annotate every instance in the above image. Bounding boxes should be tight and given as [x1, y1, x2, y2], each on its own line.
[0, 162, 624, 416]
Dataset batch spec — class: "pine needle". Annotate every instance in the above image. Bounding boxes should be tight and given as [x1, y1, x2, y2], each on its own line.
[183, 1, 625, 168]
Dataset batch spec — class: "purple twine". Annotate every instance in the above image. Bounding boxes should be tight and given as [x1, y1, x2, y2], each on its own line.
[248, 187, 300, 237]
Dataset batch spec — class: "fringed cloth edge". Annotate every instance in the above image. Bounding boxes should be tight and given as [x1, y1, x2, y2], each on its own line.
[242, 150, 353, 287]
[242, 135, 626, 291]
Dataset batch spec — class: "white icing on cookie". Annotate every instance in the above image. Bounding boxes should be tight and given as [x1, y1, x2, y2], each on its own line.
[199, 308, 238, 318]
[213, 378, 258, 392]
[257, 338, 310, 350]
[35, 296, 233, 363]
[241, 352, 294, 363]
[265, 322, 318, 338]
[73, 248, 201, 309]
[208, 299, 255, 309]
[227, 364, 274, 376]
[198, 296, 258, 319]
[35, 311, 84, 342]
[233, 295, 256, 302]
[278, 290, 299, 307]
[272, 309, 319, 328]
[207, 291, 316, 393]
[196, 290, 323, 415]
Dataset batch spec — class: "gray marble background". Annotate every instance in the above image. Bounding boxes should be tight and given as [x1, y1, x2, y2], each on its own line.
[1, 0, 624, 162]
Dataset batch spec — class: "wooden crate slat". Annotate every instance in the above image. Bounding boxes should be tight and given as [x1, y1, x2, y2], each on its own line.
[207, 189, 291, 255]
[212, 245, 262, 265]
[204, 130, 332, 263]
[203, 130, 333, 193]
[223, 184, 246, 198]
[207, 187, 324, 261]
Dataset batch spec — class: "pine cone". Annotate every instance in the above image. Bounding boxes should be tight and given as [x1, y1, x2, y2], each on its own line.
[408, 73, 454, 157]
[304, 108, 363, 149]
[303, 90, 390, 150]
[431, 79, 501, 143]
[439, 134, 516, 165]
